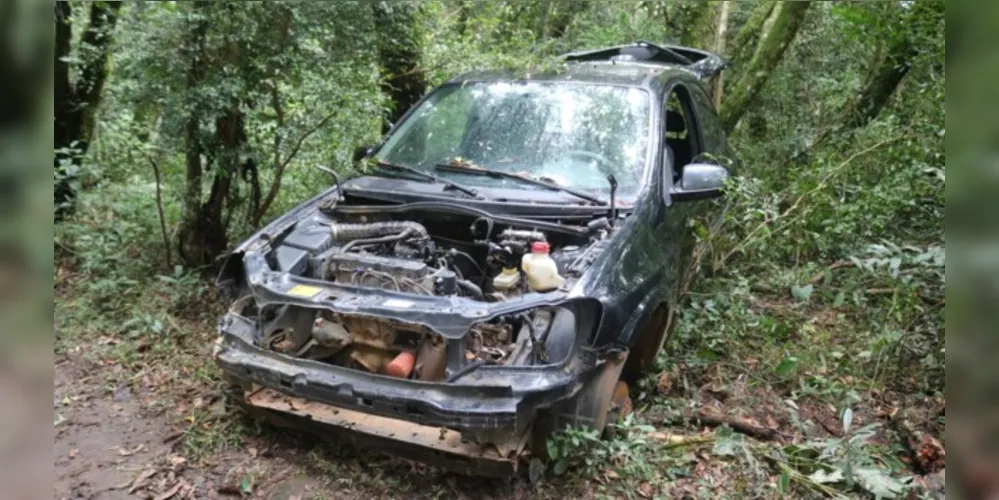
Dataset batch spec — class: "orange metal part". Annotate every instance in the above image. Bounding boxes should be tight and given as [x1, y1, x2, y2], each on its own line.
[384, 350, 416, 378]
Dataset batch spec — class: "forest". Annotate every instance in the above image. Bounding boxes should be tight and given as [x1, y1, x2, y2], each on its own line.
[53, 1, 948, 498]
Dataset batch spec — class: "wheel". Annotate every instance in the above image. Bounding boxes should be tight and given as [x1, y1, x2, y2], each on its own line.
[528, 353, 629, 458]
[622, 305, 674, 380]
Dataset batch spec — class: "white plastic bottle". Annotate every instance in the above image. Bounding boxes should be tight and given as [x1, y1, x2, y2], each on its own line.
[521, 241, 565, 292]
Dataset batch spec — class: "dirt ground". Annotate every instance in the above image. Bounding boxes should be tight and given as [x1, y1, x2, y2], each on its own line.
[54, 356, 332, 500]
[53, 352, 536, 499]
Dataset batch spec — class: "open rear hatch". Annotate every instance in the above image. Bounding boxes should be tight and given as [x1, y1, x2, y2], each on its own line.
[562, 40, 727, 79]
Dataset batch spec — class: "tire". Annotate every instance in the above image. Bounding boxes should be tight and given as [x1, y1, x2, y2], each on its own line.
[528, 353, 629, 458]
[622, 305, 673, 380]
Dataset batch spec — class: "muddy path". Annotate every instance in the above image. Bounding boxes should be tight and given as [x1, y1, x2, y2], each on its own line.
[52, 354, 520, 499]
[55, 358, 173, 499]
[54, 356, 332, 499]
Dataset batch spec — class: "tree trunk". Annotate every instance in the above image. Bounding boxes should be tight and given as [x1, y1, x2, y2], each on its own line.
[175, 1, 249, 269]
[726, 0, 775, 70]
[842, 37, 916, 130]
[711, 1, 731, 108]
[839, 0, 943, 130]
[718, 1, 810, 134]
[177, 2, 213, 268]
[666, 0, 713, 47]
[547, 0, 589, 39]
[456, 0, 470, 36]
[373, 1, 426, 133]
[179, 107, 248, 269]
[54, 0, 122, 219]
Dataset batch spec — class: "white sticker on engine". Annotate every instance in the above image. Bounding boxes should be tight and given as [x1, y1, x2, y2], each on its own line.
[383, 299, 415, 308]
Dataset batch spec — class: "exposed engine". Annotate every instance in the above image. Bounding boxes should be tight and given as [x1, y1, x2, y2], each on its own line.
[242, 207, 609, 381]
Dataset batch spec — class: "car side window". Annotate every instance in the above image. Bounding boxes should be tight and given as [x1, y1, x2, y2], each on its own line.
[689, 86, 727, 158]
[663, 84, 701, 182]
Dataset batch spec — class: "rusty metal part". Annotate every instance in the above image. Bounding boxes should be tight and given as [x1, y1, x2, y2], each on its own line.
[271, 335, 297, 354]
[349, 345, 391, 372]
[242, 387, 523, 476]
[312, 317, 350, 348]
[467, 322, 513, 360]
[414, 336, 446, 381]
[610, 380, 633, 416]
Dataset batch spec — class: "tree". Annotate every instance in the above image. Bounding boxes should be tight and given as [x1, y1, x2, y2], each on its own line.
[710, 1, 732, 107]
[726, 0, 776, 71]
[373, 1, 426, 133]
[545, 0, 590, 39]
[54, 0, 122, 218]
[840, 0, 943, 130]
[663, 0, 718, 47]
[718, 1, 810, 133]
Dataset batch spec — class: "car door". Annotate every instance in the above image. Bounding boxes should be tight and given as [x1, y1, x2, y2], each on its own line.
[661, 80, 706, 292]
[663, 79, 724, 334]
[688, 83, 730, 163]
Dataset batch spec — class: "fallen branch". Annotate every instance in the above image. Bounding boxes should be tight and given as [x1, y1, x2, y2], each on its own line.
[664, 410, 781, 441]
[648, 431, 716, 449]
[767, 456, 850, 499]
[809, 260, 854, 284]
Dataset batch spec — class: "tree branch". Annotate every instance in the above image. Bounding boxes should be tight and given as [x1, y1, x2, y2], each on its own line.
[252, 109, 338, 226]
[721, 135, 909, 266]
[269, 82, 284, 178]
[148, 156, 173, 269]
[662, 410, 782, 441]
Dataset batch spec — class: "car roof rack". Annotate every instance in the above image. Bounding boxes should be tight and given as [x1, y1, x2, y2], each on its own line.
[562, 40, 726, 79]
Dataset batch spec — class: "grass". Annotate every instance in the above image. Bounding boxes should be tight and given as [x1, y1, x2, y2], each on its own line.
[53, 194, 944, 498]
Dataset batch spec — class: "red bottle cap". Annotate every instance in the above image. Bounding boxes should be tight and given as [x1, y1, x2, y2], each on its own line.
[531, 241, 550, 254]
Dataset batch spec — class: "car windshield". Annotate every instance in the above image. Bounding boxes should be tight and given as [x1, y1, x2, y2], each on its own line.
[376, 82, 652, 199]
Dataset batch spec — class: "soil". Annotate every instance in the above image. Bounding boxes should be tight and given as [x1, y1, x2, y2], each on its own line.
[54, 356, 330, 500]
[55, 358, 173, 499]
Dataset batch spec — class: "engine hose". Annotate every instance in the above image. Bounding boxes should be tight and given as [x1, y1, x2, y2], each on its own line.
[338, 228, 413, 253]
[446, 359, 492, 383]
[328, 221, 428, 241]
[518, 313, 547, 363]
[448, 249, 486, 278]
[456, 279, 484, 300]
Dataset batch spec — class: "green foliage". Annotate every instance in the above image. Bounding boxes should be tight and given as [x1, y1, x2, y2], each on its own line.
[54, 0, 944, 495]
[547, 415, 658, 479]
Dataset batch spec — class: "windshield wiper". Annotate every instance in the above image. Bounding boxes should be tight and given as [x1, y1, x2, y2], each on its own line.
[434, 163, 606, 206]
[372, 160, 483, 200]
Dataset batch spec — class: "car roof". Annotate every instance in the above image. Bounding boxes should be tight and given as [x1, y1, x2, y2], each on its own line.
[447, 41, 724, 93]
[449, 62, 696, 94]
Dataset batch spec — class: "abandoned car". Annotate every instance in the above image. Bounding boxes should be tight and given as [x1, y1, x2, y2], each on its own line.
[213, 41, 734, 475]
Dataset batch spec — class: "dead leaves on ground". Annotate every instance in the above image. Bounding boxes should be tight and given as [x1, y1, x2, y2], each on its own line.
[123, 454, 192, 498]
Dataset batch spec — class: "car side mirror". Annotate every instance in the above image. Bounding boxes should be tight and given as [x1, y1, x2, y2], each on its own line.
[670, 163, 728, 202]
[352, 145, 374, 163]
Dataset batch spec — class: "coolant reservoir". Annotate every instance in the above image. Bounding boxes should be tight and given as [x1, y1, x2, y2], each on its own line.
[492, 267, 521, 291]
[521, 242, 565, 292]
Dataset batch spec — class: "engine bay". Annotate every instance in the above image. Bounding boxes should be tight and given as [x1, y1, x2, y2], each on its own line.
[231, 199, 613, 381]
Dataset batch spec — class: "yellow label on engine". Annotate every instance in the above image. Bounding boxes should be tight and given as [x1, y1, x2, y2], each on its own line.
[287, 284, 322, 298]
